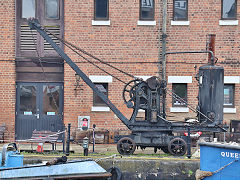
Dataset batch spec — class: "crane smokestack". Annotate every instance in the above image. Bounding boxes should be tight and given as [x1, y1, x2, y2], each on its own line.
[207, 34, 216, 65]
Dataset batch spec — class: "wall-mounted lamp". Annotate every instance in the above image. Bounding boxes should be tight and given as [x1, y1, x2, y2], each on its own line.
[74, 73, 83, 91]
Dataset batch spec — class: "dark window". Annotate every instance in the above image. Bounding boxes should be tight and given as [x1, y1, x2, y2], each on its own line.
[94, 0, 109, 20]
[224, 84, 235, 107]
[20, 85, 37, 114]
[172, 84, 187, 107]
[45, 0, 59, 19]
[230, 120, 240, 132]
[221, 0, 237, 19]
[173, 0, 188, 21]
[93, 83, 108, 106]
[43, 85, 60, 115]
[140, 0, 155, 20]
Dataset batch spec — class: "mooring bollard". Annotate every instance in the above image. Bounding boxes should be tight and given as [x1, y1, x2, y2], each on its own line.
[62, 124, 66, 154]
[187, 127, 191, 159]
[66, 123, 71, 156]
[92, 124, 96, 153]
[83, 137, 89, 156]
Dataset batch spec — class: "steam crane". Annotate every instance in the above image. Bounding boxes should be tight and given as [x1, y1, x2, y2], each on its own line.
[28, 18, 227, 156]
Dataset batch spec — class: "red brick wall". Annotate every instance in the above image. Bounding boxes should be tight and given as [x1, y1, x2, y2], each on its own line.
[63, 0, 240, 131]
[63, 0, 162, 131]
[0, 0, 16, 141]
[1, 0, 240, 141]
[166, 0, 240, 123]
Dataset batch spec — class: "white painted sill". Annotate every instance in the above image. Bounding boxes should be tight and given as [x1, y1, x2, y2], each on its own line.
[137, 20, 156, 26]
[91, 106, 110, 112]
[223, 108, 236, 114]
[171, 20, 190, 26]
[224, 76, 240, 84]
[168, 76, 192, 83]
[89, 75, 112, 83]
[219, 20, 238, 26]
[92, 20, 110, 26]
[170, 107, 189, 113]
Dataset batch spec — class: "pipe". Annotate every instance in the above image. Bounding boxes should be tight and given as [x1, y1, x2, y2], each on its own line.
[161, 0, 167, 80]
[207, 34, 216, 65]
[165, 51, 215, 65]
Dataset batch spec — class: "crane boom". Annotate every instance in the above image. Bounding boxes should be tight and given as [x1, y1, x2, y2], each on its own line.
[28, 18, 131, 129]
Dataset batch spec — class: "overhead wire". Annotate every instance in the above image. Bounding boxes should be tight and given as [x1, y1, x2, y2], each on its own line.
[42, 26, 137, 81]
[58, 37, 129, 85]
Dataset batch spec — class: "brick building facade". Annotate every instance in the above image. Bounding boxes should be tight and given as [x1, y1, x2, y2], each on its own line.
[0, 0, 239, 141]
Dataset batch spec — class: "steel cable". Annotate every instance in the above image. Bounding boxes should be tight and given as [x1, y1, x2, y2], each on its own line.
[42, 26, 137, 80]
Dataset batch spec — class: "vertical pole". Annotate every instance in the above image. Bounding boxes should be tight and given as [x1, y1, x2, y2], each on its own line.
[62, 124, 65, 153]
[92, 124, 96, 153]
[161, 0, 167, 81]
[187, 127, 191, 159]
[161, 0, 168, 114]
[66, 123, 71, 156]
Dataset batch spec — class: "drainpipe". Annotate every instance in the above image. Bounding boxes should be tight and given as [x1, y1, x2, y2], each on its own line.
[160, 0, 167, 115]
[161, 0, 167, 81]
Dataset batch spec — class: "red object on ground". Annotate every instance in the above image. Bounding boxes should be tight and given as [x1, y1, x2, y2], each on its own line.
[36, 143, 43, 152]
[184, 131, 202, 137]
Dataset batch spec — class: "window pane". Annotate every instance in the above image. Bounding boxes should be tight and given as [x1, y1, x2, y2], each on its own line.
[222, 0, 236, 19]
[95, 0, 108, 19]
[20, 85, 36, 114]
[172, 84, 187, 106]
[43, 85, 60, 115]
[140, 0, 154, 20]
[174, 0, 187, 20]
[22, 0, 35, 18]
[45, 0, 59, 19]
[93, 83, 108, 106]
[224, 85, 234, 106]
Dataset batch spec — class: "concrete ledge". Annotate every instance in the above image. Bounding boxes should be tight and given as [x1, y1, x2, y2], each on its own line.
[168, 76, 192, 83]
[137, 20, 156, 26]
[171, 20, 190, 26]
[224, 108, 236, 114]
[98, 159, 199, 180]
[92, 20, 110, 26]
[91, 106, 110, 112]
[219, 20, 238, 26]
[224, 76, 240, 84]
[170, 107, 189, 113]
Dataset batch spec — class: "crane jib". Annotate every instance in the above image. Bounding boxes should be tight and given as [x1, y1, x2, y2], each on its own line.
[27, 18, 131, 129]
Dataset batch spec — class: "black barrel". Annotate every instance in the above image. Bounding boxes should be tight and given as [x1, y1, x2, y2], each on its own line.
[198, 65, 224, 125]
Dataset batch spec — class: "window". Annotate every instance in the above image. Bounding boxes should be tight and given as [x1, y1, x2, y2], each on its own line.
[173, 0, 188, 21]
[221, 0, 237, 19]
[22, 0, 36, 18]
[172, 84, 187, 107]
[94, 0, 109, 20]
[45, 0, 59, 19]
[16, 0, 64, 82]
[224, 84, 235, 107]
[93, 83, 108, 106]
[230, 120, 240, 132]
[140, 0, 155, 20]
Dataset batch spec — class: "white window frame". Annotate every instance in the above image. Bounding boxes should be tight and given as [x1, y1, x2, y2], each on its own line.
[90, 75, 112, 112]
[223, 76, 239, 114]
[168, 76, 192, 112]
